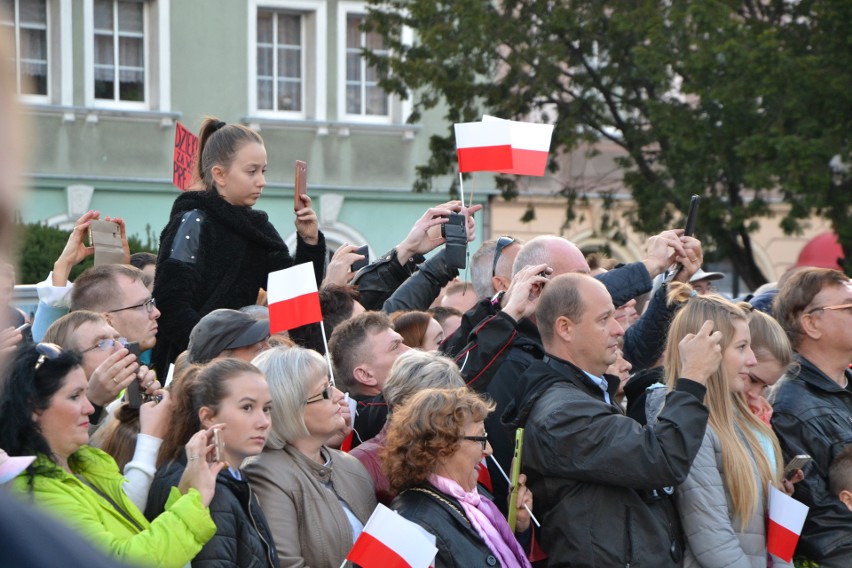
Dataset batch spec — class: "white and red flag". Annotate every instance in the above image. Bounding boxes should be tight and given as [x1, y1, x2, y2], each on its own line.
[483, 115, 554, 176]
[454, 120, 514, 173]
[267, 263, 322, 334]
[767, 483, 809, 562]
[346, 503, 437, 568]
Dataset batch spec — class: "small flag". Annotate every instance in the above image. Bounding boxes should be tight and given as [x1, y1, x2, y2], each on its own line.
[173, 121, 199, 191]
[767, 483, 809, 562]
[454, 121, 514, 173]
[346, 503, 437, 568]
[483, 115, 554, 176]
[267, 263, 322, 334]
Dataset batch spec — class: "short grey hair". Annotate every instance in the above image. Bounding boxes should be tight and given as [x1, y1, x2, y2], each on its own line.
[383, 351, 466, 411]
[512, 236, 553, 276]
[471, 239, 498, 299]
[536, 273, 588, 343]
[253, 346, 328, 448]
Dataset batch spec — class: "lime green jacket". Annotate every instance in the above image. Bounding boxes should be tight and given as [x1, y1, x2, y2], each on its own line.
[12, 446, 216, 568]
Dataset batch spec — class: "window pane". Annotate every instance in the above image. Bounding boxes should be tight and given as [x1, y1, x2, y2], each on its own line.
[94, 0, 114, 31]
[1, 0, 14, 26]
[346, 52, 361, 81]
[20, 0, 47, 25]
[95, 75, 114, 99]
[346, 85, 361, 114]
[20, 28, 47, 60]
[117, 0, 143, 33]
[365, 30, 384, 51]
[95, 34, 114, 65]
[119, 66, 143, 100]
[366, 85, 388, 115]
[346, 15, 362, 49]
[278, 79, 300, 111]
[278, 13, 300, 46]
[21, 62, 47, 94]
[257, 78, 273, 109]
[257, 11, 273, 43]
[278, 47, 300, 79]
[119, 36, 143, 67]
[257, 45, 272, 76]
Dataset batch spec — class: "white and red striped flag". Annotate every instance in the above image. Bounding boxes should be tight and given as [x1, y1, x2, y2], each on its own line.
[483, 115, 554, 176]
[267, 263, 322, 334]
[346, 503, 437, 568]
[454, 120, 514, 173]
[767, 483, 809, 562]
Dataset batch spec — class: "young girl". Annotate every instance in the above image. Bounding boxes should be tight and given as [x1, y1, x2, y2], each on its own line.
[145, 358, 278, 568]
[152, 118, 326, 374]
[663, 292, 792, 568]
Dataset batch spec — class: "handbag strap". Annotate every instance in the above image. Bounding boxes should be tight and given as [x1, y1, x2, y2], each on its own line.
[76, 475, 145, 532]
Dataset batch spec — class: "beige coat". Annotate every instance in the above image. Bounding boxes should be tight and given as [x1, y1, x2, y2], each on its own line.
[243, 445, 376, 568]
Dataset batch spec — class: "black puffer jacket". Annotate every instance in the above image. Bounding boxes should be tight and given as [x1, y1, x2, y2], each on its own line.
[145, 460, 278, 568]
[770, 356, 852, 568]
[152, 189, 325, 375]
[504, 355, 708, 568]
[392, 484, 503, 568]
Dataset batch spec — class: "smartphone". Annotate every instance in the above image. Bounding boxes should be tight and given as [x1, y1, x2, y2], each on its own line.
[294, 160, 307, 211]
[683, 195, 701, 237]
[89, 220, 125, 266]
[126, 379, 142, 410]
[125, 341, 142, 358]
[784, 454, 811, 480]
[15, 322, 31, 334]
[351, 244, 369, 272]
[441, 212, 468, 269]
[213, 429, 225, 463]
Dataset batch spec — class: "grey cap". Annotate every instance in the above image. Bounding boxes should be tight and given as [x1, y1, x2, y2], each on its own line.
[690, 268, 725, 283]
[188, 309, 269, 364]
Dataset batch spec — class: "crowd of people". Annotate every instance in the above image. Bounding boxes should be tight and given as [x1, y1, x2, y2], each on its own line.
[0, 117, 850, 568]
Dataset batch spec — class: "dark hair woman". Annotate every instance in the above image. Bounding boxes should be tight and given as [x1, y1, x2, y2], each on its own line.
[152, 118, 326, 375]
[0, 343, 221, 568]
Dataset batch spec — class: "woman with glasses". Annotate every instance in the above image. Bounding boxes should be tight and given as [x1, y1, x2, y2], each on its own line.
[146, 358, 278, 568]
[0, 343, 221, 568]
[384, 387, 534, 568]
[244, 346, 376, 568]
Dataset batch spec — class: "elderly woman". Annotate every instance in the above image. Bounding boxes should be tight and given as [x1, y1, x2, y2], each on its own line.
[0, 343, 221, 568]
[244, 346, 376, 568]
[384, 387, 533, 568]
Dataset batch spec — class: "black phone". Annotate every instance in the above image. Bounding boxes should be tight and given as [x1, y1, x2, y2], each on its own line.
[351, 244, 369, 272]
[441, 212, 468, 269]
[124, 341, 143, 409]
[683, 195, 700, 237]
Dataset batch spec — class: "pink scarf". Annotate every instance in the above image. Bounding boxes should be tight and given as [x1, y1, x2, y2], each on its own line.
[429, 474, 532, 568]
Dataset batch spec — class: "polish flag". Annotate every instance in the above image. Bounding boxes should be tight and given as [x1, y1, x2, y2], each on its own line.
[483, 115, 554, 176]
[454, 121, 514, 173]
[767, 483, 809, 562]
[267, 263, 322, 334]
[346, 503, 437, 568]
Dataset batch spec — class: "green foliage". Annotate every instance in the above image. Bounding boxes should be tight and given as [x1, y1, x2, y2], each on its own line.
[366, 0, 852, 284]
[15, 223, 158, 285]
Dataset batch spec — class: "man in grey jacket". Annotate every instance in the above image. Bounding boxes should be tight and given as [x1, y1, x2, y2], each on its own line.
[504, 274, 722, 567]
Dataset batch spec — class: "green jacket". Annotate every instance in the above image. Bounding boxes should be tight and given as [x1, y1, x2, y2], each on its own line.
[12, 446, 216, 568]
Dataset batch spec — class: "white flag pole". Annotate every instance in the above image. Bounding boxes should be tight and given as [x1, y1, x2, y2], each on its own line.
[458, 171, 465, 206]
[319, 320, 336, 385]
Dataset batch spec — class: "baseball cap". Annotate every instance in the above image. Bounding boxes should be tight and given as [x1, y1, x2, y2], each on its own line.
[689, 268, 725, 283]
[0, 449, 35, 484]
[188, 309, 270, 364]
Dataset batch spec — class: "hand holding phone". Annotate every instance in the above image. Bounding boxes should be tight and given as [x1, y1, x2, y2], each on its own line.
[351, 244, 369, 272]
[784, 454, 811, 480]
[89, 220, 125, 266]
[294, 161, 307, 211]
[212, 429, 226, 464]
[664, 195, 701, 283]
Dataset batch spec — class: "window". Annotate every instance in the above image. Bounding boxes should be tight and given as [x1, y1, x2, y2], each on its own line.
[249, 1, 326, 120]
[1, 0, 49, 97]
[344, 12, 388, 118]
[93, 0, 145, 102]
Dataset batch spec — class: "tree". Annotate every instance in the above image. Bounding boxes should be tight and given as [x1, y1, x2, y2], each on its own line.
[365, 0, 852, 285]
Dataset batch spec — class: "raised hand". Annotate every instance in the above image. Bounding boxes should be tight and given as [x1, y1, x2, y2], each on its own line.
[678, 320, 723, 385]
[294, 194, 319, 245]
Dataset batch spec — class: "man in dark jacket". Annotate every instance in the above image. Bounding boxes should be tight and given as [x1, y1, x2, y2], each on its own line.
[504, 273, 721, 567]
[770, 268, 852, 568]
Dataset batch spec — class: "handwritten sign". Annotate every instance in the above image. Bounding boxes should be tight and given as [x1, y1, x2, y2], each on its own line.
[173, 122, 198, 191]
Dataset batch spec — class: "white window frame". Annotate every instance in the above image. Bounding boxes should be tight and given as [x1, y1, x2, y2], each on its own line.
[83, 0, 171, 111]
[3, 0, 51, 103]
[248, 0, 327, 121]
[337, 1, 397, 124]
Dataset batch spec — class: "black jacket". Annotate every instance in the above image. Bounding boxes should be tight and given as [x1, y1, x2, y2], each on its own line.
[351, 248, 425, 311]
[146, 460, 278, 568]
[152, 189, 325, 375]
[770, 356, 852, 567]
[504, 355, 708, 568]
[392, 484, 503, 568]
[351, 393, 389, 448]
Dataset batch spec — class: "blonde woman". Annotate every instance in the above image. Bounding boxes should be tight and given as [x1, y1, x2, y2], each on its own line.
[663, 291, 792, 568]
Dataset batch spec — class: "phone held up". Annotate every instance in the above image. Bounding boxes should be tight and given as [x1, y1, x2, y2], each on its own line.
[784, 454, 811, 480]
[442, 212, 468, 269]
[664, 194, 701, 283]
[351, 244, 369, 272]
[89, 220, 125, 266]
[294, 160, 307, 212]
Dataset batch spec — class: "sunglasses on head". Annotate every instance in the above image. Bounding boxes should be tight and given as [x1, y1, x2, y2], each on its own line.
[492, 236, 516, 277]
[34, 342, 63, 371]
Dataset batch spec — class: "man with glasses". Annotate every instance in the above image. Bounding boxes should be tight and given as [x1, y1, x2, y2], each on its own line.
[771, 268, 852, 568]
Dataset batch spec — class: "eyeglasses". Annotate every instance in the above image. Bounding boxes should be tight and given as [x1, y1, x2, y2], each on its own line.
[462, 433, 488, 450]
[108, 298, 156, 314]
[81, 337, 128, 354]
[305, 379, 336, 404]
[492, 236, 516, 277]
[34, 342, 63, 371]
[806, 303, 852, 315]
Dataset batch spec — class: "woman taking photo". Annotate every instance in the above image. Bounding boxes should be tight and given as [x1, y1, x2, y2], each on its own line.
[153, 118, 326, 374]
[146, 358, 278, 567]
[244, 346, 376, 568]
[384, 387, 533, 568]
[0, 343, 220, 568]
[663, 293, 792, 568]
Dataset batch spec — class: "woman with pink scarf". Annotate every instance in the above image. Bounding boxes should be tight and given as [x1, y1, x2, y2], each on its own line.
[383, 387, 534, 568]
